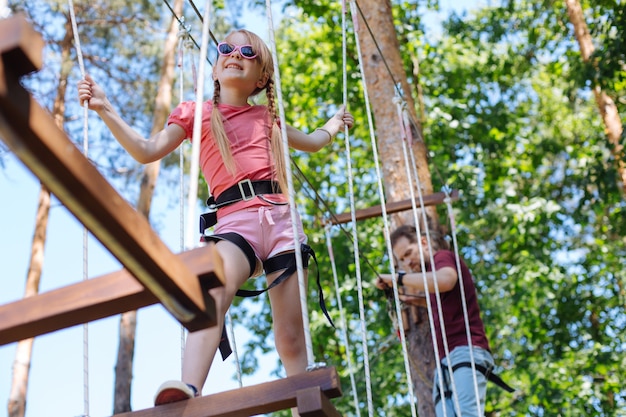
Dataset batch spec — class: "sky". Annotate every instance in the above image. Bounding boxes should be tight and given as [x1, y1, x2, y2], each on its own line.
[0, 1, 482, 416]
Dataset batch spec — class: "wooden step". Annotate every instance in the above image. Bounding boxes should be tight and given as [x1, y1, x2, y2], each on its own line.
[114, 367, 342, 417]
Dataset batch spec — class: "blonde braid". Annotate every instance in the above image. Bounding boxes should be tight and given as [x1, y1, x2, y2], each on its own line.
[265, 78, 288, 196]
[211, 79, 236, 174]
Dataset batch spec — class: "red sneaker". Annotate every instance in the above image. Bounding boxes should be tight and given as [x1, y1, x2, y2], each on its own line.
[154, 380, 198, 405]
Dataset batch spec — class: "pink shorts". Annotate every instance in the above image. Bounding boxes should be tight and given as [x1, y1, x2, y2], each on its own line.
[214, 204, 307, 262]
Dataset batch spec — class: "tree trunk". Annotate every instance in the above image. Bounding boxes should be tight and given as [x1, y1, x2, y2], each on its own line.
[7, 185, 51, 417]
[565, 0, 625, 194]
[7, 14, 74, 417]
[112, 0, 182, 412]
[354, 0, 436, 415]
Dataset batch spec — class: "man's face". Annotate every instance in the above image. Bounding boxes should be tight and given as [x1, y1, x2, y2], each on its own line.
[393, 235, 425, 272]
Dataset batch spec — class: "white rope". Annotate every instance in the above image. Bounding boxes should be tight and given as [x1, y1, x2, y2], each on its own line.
[176, 19, 190, 374]
[226, 309, 243, 386]
[264, 0, 316, 368]
[357, 91, 418, 416]
[187, 0, 213, 250]
[394, 96, 451, 416]
[443, 188, 482, 415]
[324, 223, 361, 417]
[346, 1, 420, 414]
[176, 5, 244, 387]
[397, 103, 468, 416]
[342, 2, 374, 414]
[332, 19, 360, 417]
[67, 1, 90, 414]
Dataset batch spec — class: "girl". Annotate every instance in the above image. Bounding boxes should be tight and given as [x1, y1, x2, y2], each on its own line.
[375, 218, 495, 417]
[78, 29, 354, 409]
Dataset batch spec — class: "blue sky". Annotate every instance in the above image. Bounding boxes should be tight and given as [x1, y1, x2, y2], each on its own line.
[0, 1, 482, 416]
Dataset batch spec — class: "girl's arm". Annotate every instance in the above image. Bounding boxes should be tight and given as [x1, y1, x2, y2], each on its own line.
[287, 105, 354, 152]
[376, 267, 458, 294]
[78, 74, 186, 164]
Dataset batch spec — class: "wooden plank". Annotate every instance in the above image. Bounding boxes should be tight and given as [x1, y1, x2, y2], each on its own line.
[114, 367, 342, 417]
[0, 14, 214, 332]
[330, 189, 459, 225]
[297, 386, 342, 417]
[0, 13, 44, 77]
[0, 244, 224, 346]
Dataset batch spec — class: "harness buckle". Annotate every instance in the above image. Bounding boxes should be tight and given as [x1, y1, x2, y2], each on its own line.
[238, 179, 255, 201]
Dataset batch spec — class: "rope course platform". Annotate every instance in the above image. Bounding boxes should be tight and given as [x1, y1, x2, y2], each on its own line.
[0, 14, 344, 417]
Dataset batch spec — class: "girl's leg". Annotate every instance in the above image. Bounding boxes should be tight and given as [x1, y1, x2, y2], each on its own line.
[267, 264, 308, 417]
[266, 265, 308, 376]
[181, 240, 253, 392]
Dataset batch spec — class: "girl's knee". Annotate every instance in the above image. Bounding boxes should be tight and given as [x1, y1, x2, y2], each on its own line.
[274, 324, 305, 359]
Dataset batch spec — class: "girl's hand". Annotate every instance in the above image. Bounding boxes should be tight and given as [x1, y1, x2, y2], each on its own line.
[77, 74, 108, 111]
[325, 105, 354, 135]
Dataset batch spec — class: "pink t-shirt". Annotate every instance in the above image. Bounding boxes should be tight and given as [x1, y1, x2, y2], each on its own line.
[167, 101, 287, 218]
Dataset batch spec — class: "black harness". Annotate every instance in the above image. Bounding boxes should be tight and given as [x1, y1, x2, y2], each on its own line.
[199, 179, 334, 360]
[199, 180, 280, 231]
[434, 361, 515, 409]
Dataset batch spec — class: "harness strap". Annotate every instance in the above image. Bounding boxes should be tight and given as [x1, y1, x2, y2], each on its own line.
[212, 179, 281, 208]
[200, 180, 282, 233]
[200, 232, 257, 361]
[236, 244, 335, 328]
[434, 361, 515, 406]
[201, 232, 257, 278]
[452, 362, 515, 393]
[218, 324, 233, 361]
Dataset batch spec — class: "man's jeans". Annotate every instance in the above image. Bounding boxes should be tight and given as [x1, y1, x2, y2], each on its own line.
[433, 346, 494, 417]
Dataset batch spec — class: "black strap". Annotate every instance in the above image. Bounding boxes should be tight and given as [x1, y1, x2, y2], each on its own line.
[202, 232, 257, 278]
[434, 360, 515, 405]
[452, 362, 515, 393]
[211, 180, 281, 209]
[234, 250, 304, 297]
[236, 244, 335, 328]
[200, 180, 281, 233]
[218, 325, 233, 360]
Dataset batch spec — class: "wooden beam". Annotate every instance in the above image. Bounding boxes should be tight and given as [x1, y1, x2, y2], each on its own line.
[113, 367, 342, 417]
[330, 189, 459, 225]
[0, 245, 224, 346]
[297, 386, 342, 417]
[0, 12, 44, 78]
[0, 14, 215, 332]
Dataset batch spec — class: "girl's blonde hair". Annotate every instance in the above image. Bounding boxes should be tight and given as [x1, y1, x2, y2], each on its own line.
[211, 29, 287, 196]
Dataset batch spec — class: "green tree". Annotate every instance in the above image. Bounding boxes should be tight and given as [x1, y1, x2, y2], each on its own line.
[231, 0, 626, 416]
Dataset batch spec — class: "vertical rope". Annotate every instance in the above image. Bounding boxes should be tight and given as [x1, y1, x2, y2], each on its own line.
[443, 188, 482, 415]
[346, 0, 419, 414]
[67, 1, 89, 415]
[401, 124, 462, 417]
[394, 96, 450, 416]
[187, 0, 212, 250]
[341, 2, 374, 414]
[226, 310, 243, 386]
[324, 223, 361, 417]
[176, 19, 189, 374]
[264, 0, 317, 368]
[356, 91, 419, 416]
